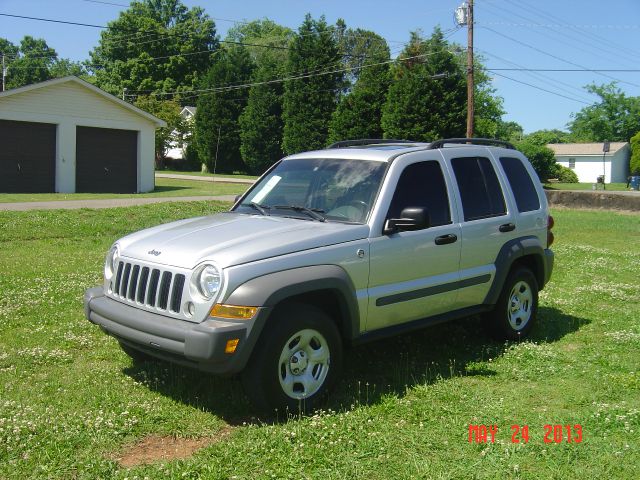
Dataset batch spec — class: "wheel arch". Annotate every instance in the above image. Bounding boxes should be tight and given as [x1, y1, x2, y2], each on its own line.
[224, 265, 360, 342]
[484, 236, 546, 306]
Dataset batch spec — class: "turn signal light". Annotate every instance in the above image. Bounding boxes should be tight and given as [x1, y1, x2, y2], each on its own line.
[225, 339, 240, 354]
[210, 304, 257, 320]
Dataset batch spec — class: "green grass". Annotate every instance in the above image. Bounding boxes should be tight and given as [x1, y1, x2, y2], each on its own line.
[158, 169, 259, 180]
[544, 182, 629, 191]
[0, 205, 638, 478]
[0, 178, 249, 203]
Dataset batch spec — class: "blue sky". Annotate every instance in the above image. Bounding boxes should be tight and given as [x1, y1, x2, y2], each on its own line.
[1, 0, 638, 133]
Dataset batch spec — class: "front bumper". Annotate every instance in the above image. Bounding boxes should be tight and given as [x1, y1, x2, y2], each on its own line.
[84, 286, 267, 374]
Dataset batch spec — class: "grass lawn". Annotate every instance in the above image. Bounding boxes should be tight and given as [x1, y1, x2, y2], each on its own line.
[0, 204, 638, 478]
[158, 169, 259, 180]
[0, 178, 249, 203]
[544, 182, 629, 191]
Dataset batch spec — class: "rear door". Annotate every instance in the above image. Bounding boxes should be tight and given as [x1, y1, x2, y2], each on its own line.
[367, 155, 462, 331]
[440, 149, 518, 308]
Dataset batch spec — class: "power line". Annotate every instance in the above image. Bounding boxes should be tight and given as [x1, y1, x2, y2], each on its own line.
[125, 51, 450, 99]
[490, 71, 591, 105]
[480, 25, 640, 88]
[478, 49, 595, 103]
[488, 68, 640, 72]
[478, 1, 639, 74]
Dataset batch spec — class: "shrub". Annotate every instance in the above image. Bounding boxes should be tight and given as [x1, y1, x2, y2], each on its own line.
[555, 165, 579, 183]
[516, 141, 557, 181]
[630, 131, 640, 175]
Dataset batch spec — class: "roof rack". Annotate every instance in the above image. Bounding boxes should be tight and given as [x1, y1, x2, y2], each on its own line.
[428, 138, 516, 150]
[326, 139, 418, 149]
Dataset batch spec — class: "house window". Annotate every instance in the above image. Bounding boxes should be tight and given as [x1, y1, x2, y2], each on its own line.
[569, 158, 576, 169]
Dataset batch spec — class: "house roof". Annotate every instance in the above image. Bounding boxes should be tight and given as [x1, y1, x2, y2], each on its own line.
[0, 76, 167, 128]
[181, 106, 196, 116]
[547, 142, 629, 156]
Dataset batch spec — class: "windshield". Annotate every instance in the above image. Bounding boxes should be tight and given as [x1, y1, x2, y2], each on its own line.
[235, 158, 387, 223]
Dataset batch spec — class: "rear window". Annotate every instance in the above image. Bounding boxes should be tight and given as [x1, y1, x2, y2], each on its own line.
[451, 156, 506, 221]
[499, 157, 540, 212]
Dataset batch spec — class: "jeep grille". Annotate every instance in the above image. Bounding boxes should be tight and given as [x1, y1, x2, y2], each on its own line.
[110, 260, 186, 314]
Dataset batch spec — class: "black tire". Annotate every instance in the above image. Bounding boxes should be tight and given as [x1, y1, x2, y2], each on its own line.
[484, 267, 538, 341]
[241, 303, 343, 415]
[119, 342, 153, 363]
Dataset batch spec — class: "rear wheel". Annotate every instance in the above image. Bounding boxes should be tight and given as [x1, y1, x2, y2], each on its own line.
[485, 267, 538, 340]
[241, 303, 342, 415]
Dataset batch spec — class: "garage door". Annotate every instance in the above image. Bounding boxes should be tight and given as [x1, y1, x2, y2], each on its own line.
[76, 126, 138, 193]
[0, 119, 56, 193]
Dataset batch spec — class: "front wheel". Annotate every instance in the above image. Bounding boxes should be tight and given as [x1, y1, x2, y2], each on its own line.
[241, 303, 342, 415]
[484, 267, 538, 341]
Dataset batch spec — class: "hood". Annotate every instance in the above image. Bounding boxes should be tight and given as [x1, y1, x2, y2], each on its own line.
[117, 212, 370, 269]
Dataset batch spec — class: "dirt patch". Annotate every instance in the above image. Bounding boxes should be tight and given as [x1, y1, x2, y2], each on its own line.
[115, 426, 233, 467]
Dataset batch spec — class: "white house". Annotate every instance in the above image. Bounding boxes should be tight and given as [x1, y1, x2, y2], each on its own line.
[0, 76, 166, 193]
[165, 106, 196, 160]
[547, 142, 630, 183]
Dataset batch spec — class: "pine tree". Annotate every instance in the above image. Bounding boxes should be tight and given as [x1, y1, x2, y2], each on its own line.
[381, 29, 467, 141]
[282, 15, 343, 154]
[194, 47, 254, 173]
[232, 20, 292, 174]
[239, 61, 285, 174]
[328, 29, 390, 143]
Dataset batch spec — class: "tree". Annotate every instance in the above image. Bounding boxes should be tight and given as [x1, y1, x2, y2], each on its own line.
[239, 59, 286, 174]
[231, 19, 292, 174]
[328, 29, 391, 143]
[523, 129, 573, 146]
[381, 29, 467, 141]
[282, 15, 343, 154]
[494, 120, 524, 143]
[569, 83, 640, 142]
[134, 95, 186, 167]
[89, 0, 218, 98]
[630, 131, 640, 175]
[2, 36, 57, 89]
[515, 141, 557, 181]
[194, 46, 254, 173]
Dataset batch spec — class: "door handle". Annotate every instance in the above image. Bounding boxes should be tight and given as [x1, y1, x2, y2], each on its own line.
[435, 234, 458, 245]
[499, 223, 516, 232]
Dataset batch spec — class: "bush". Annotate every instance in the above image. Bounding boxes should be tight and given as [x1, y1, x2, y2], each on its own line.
[630, 131, 640, 175]
[555, 165, 579, 183]
[515, 141, 557, 181]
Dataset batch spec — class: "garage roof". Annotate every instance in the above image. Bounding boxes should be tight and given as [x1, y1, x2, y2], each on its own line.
[547, 142, 628, 156]
[0, 76, 167, 128]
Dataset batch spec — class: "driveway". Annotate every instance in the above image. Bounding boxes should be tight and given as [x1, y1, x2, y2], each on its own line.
[0, 195, 237, 211]
[155, 173, 255, 184]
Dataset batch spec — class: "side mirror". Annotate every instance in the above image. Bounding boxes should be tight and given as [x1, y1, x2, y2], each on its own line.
[234, 194, 242, 204]
[383, 207, 430, 235]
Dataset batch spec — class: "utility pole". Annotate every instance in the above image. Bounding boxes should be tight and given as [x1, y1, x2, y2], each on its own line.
[466, 0, 474, 138]
[455, 1, 474, 138]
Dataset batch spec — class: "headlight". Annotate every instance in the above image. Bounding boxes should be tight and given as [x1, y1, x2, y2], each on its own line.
[195, 264, 221, 300]
[104, 244, 120, 280]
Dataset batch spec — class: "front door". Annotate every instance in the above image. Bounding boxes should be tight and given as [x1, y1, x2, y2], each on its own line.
[367, 158, 462, 331]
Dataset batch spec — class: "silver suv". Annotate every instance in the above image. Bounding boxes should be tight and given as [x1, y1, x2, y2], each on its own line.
[85, 138, 554, 413]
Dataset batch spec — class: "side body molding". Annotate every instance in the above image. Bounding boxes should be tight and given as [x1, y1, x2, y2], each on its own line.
[225, 265, 361, 340]
[484, 235, 548, 306]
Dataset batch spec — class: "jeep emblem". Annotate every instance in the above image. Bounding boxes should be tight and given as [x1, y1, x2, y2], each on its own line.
[148, 249, 161, 256]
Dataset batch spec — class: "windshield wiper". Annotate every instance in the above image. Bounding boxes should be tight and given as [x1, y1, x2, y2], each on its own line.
[248, 202, 270, 216]
[273, 205, 326, 222]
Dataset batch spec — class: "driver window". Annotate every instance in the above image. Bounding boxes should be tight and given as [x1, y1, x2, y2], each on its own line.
[387, 161, 452, 228]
